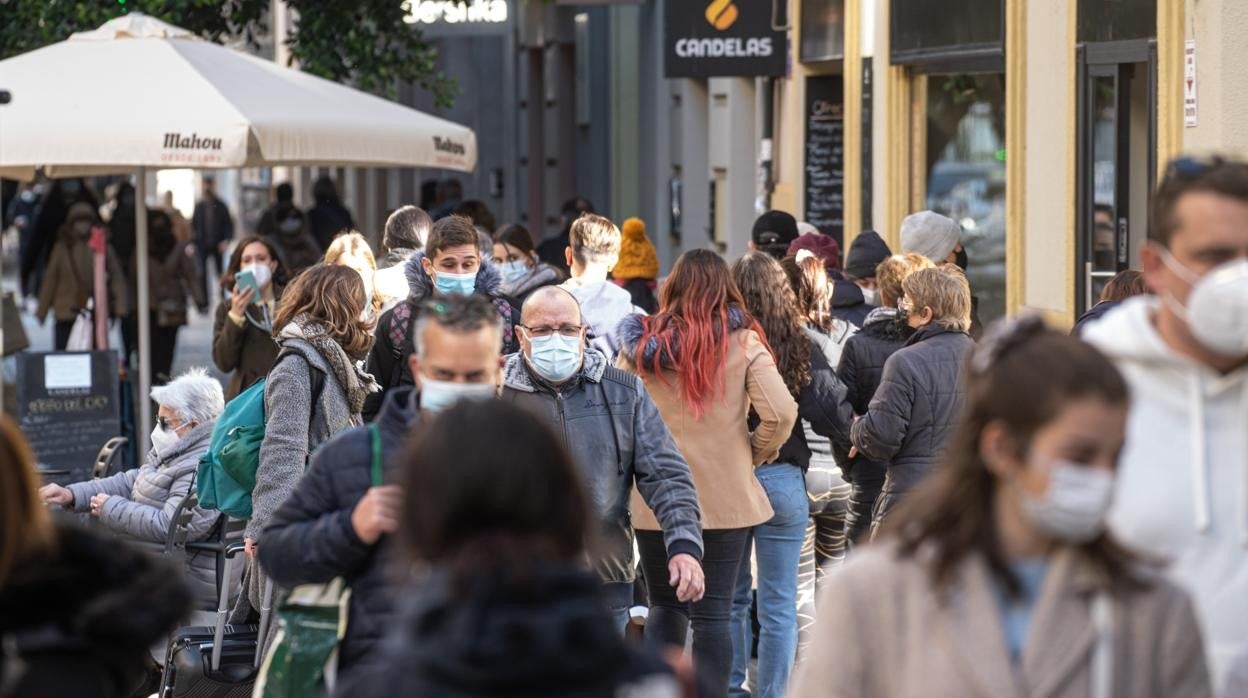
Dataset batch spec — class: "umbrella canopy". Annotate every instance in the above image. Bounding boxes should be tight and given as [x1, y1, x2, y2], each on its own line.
[0, 13, 476, 455]
[0, 13, 477, 179]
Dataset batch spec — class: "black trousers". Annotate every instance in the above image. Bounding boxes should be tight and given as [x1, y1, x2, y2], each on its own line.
[638, 527, 749, 698]
[53, 319, 76, 350]
[198, 247, 224, 301]
[846, 475, 884, 546]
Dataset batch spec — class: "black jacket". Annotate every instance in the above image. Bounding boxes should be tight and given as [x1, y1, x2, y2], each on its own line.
[832, 279, 873, 328]
[850, 324, 973, 522]
[1072, 300, 1120, 336]
[335, 564, 679, 698]
[258, 386, 417, 678]
[308, 199, 356, 252]
[772, 331, 855, 471]
[501, 350, 703, 586]
[364, 251, 521, 420]
[191, 195, 233, 250]
[836, 307, 911, 484]
[0, 522, 192, 698]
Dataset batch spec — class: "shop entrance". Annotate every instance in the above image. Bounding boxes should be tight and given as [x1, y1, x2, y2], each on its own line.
[1076, 41, 1157, 312]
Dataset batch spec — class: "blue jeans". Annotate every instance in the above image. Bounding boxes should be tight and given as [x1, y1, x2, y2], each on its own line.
[730, 463, 807, 698]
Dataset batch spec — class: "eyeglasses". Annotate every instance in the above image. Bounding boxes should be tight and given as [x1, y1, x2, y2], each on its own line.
[520, 324, 583, 338]
[157, 416, 186, 432]
[898, 297, 914, 313]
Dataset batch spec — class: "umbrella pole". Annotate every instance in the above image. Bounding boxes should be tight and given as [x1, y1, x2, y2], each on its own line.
[135, 166, 151, 456]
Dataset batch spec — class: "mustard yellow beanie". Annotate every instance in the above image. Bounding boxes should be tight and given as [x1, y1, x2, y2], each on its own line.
[614, 217, 659, 279]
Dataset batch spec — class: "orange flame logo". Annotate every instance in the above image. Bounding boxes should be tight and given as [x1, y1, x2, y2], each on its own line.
[705, 0, 738, 30]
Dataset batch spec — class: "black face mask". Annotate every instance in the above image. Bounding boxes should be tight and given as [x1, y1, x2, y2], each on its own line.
[954, 247, 969, 271]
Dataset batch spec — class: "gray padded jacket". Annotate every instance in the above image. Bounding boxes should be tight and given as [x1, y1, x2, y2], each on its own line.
[68, 420, 221, 607]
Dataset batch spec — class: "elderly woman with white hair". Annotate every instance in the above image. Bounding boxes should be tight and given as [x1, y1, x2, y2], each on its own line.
[40, 368, 227, 608]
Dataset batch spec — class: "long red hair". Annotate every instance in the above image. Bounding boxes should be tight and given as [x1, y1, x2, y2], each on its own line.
[635, 249, 768, 417]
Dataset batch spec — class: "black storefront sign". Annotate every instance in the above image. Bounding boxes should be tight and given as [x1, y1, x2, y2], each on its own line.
[804, 75, 844, 247]
[665, 0, 787, 78]
[17, 351, 120, 485]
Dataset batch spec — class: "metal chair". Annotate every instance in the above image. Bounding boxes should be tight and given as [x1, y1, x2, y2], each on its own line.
[92, 436, 128, 480]
[137, 489, 245, 604]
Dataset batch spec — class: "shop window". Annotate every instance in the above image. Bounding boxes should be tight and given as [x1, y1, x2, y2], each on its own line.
[1078, 0, 1156, 43]
[800, 0, 844, 63]
[924, 74, 1006, 324]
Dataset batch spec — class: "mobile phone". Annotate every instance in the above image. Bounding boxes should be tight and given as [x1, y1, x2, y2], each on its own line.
[234, 269, 260, 304]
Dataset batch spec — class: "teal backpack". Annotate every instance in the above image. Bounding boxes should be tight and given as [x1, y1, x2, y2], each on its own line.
[198, 350, 325, 519]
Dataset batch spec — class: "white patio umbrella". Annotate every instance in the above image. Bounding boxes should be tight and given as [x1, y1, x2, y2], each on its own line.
[0, 13, 476, 454]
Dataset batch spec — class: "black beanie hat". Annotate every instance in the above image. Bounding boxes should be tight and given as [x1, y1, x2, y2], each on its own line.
[844, 230, 892, 280]
[751, 211, 799, 259]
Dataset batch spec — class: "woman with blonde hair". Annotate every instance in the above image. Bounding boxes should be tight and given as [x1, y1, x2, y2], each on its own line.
[325, 231, 380, 317]
[236, 264, 378, 617]
[850, 265, 974, 536]
[1, 416, 191, 696]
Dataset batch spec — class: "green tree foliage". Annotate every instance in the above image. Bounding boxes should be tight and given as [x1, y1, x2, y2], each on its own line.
[0, 0, 456, 107]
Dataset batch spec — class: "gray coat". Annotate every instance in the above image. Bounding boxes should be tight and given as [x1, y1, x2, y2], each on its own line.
[501, 349, 703, 585]
[68, 420, 221, 607]
[238, 337, 360, 619]
[850, 325, 973, 527]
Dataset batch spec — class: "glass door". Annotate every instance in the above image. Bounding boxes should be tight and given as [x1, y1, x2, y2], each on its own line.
[1076, 42, 1156, 314]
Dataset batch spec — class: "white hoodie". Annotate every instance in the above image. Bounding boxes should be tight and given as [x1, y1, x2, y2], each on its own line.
[1083, 296, 1248, 695]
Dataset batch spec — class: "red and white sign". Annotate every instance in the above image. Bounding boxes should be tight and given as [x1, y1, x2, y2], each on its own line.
[1184, 40, 1197, 128]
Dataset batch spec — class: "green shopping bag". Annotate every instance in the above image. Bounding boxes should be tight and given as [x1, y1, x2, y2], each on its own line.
[256, 424, 383, 697]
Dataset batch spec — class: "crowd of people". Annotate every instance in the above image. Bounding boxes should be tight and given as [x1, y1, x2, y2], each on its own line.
[1, 154, 1246, 698]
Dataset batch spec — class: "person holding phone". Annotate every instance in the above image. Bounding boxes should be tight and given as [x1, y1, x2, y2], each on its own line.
[212, 236, 286, 400]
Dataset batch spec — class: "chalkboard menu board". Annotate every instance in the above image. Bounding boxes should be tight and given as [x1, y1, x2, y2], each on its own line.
[805, 75, 845, 249]
[17, 351, 120, 485]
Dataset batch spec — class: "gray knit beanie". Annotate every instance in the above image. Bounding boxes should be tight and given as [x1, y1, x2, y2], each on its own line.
[900, 210, 961, 263]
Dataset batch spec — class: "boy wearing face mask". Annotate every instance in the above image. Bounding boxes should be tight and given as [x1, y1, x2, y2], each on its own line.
[794, 318, 1211, 698]
[259, 295, 504, 685]
[36, 201, 129, 350]
[364, 215, 521, 421]
[501, 286, 705, 631]
[1083, 155, 1248, 696]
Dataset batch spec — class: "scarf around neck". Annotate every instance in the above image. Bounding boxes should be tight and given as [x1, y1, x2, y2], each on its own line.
[279, 314, 378, 414]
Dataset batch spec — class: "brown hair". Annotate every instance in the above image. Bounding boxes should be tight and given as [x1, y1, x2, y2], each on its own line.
[1100, 269, 1148, 303]
[1151, 155, 1248, 247]
[492, 223, 537, 257]
[401, 400, 591, 581]
[220, 236, 287, 292]
[424, 215, 480, 260]
[733, 253, 812, 399]
[324, 231, 376, 272]
[781, 254, 834, 332]
[885, 318, 1137, 596]
[0, 416, 57, 587]
[903, 265, 972, 332]
[876, 253, 935, 309]
[568, 213, 622, 267]
[272, 264, 373, 358]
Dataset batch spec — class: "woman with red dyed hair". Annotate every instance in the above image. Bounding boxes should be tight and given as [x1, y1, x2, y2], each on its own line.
[617, 249, 798, 697]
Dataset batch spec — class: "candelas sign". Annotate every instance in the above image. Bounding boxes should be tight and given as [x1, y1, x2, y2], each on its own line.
[665, 0, 786, 78]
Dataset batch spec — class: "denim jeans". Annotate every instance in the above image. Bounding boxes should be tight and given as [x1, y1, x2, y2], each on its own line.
[638, 528, 749, 698]
[729, 463, 808, 698]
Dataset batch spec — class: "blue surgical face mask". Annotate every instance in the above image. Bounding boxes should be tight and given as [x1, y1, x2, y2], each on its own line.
[501, 260, 529, 285]
[526, 333, 583, 383]
[434, 269, 477, 296]
[418, 377, 496, 414]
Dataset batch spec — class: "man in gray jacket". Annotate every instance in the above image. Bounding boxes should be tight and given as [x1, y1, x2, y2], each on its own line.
[502, 286, 704, 629]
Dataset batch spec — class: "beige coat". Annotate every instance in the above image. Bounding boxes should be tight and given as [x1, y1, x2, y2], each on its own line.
[793, 543, 1211, 698]
[623, 328, 798, 531]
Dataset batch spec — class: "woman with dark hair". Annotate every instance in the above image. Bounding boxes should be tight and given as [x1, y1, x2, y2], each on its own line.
[793, 319, 1211, 697]
[341, 400, 681, 697]
[493, 222, 564, 303]
[618, 249, 797, 698]
[730, 253, 852, 697]
[213, 235, 287, 400]
[0, 416, 191, 697]
[235, 264, 378, 621]
[133, 208, 207, 383]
